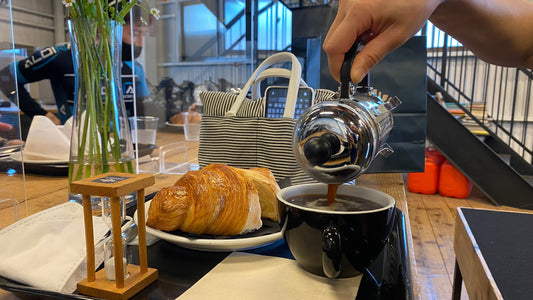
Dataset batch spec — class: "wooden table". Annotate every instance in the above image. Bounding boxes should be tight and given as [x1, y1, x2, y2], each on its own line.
[453, 207, 533, 300]
[0, 128, 419, 298]
[0, 128, 198, 229]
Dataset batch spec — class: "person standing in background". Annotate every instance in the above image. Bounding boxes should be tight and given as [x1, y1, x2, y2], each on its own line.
[0, 6, 151, 125]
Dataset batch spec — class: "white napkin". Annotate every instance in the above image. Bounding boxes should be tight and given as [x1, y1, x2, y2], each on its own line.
[0, 202, 108, 293]
[60, 117, 73, 140]
[177, 252, 362, 300]
[23, 116, 70, 161]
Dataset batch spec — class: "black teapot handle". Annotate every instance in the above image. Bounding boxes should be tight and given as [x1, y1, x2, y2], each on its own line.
[340, 40, 369, 98]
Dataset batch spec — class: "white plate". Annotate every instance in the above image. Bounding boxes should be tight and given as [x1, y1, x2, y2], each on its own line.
[134, 200, 282, 252]
[165, 122, 183, 128]
[10, 151, 69, 164]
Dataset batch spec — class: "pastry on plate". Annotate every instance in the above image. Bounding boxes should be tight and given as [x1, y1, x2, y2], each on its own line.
[147, 164, 279, 236]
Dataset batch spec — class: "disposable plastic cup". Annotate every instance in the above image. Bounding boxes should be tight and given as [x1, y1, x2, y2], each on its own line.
[182, 112, 202, 141]
[129, 116, 159, 145]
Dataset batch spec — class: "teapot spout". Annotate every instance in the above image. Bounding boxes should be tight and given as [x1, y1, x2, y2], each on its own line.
[378, 143, 394, 157]
[383, 96, 402, 111]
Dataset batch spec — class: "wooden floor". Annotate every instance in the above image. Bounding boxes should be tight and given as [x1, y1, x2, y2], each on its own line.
[405, 176, 528, 300]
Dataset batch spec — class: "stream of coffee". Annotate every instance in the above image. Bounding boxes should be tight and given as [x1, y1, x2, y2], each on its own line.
[327, 184, 339, 205]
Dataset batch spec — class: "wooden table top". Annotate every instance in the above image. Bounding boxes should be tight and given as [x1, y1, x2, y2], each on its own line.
[0, 128, 419, 298]
[454, 207, 533, 299]
[0, 128, 198, 228]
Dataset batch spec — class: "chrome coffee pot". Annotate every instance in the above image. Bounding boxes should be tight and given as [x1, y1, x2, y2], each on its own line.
[293, 41, 401, 184]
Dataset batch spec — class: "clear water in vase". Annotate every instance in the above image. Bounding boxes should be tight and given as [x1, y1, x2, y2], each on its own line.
[67, 18, 136, 213]
[68, 157, 135, 215]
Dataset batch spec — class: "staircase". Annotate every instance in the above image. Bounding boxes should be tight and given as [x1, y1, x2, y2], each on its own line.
[426, 78, 533, 209]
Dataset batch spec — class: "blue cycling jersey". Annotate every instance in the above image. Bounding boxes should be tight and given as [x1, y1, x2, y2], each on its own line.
[0, 43, 150, 124]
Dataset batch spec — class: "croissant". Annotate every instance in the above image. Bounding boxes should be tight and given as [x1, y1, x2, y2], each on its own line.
[146, 164, 263, 236]
[239, 167, 280, 222]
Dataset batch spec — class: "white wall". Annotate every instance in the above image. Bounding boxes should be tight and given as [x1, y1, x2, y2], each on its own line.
[0, 0, 58, 49]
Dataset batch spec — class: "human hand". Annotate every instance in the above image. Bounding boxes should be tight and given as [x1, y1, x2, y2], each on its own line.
[0, 122, 11, 131]
[0, 114, 12, 131]
[323, 0, 442, 83]
[0, 114, 23, 145]
[45, 112, 61, 125]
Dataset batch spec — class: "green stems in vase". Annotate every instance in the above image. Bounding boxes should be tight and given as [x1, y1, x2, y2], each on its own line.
[67, 13, 135, 201]
[63, 0, 162, 206]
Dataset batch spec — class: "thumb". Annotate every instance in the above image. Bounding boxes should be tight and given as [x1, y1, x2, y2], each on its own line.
[0, 122, 12, 131]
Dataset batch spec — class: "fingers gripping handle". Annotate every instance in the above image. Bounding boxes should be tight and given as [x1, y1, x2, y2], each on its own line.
[340, 40, 369, 99]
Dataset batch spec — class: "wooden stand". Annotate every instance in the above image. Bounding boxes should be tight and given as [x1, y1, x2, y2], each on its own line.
[70, 172, 158, 300]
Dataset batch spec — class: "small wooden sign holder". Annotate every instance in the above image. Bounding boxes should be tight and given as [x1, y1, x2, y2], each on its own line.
[70, 172, 158, 300]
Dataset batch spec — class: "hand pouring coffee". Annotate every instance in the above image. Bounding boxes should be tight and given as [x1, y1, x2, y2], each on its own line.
[277, 41, 400, 279]
[293, 41, 401, 185]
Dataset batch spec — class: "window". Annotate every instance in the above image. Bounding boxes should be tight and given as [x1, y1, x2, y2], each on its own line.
[179, 0, 291, 61]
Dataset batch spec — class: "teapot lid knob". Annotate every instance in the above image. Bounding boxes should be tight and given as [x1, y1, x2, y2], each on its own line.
[303, 133, 341, 166]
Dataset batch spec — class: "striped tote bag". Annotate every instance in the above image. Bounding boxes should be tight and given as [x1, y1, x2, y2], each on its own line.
[197, 52, 335, 185]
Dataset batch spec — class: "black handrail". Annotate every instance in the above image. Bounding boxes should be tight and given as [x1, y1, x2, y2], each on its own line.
[424, 22, 533, 165]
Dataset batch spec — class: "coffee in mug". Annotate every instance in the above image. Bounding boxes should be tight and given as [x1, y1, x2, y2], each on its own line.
[286, 194, 383, 212]
[277, 183, 396, 278]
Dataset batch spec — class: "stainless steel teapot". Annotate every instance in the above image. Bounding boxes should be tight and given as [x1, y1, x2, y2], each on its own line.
[293, 41, 401, 184]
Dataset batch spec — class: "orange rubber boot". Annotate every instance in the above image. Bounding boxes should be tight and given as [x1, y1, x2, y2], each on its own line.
[425, 146, 445, 165]
[407, 156, 441, 194]
[438, 160, 473, 198]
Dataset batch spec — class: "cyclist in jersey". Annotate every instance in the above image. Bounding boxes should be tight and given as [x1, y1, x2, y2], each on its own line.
[0, 14, 150, 125]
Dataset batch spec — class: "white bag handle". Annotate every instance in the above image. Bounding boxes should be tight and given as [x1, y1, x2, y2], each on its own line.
[226, 52, 302, 118]
[251, 68, 308, 99]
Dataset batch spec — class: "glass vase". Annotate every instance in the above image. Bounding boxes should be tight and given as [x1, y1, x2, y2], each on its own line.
[67, 17, 135, 208]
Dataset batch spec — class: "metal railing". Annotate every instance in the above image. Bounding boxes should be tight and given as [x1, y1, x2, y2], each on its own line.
[423, 22, 533, 164]
[159, 0, 293, 89]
